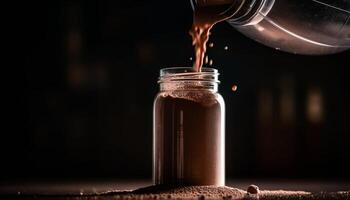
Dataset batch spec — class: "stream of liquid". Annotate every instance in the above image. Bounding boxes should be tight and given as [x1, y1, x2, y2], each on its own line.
[190, 2, 236, 72]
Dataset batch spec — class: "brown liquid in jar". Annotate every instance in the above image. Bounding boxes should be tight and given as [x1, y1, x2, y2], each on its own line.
[154, 90, 225, 186]
[153, 0, 234, 186]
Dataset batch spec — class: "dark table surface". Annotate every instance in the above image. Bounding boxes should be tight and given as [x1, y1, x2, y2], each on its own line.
[1, 179, 349, 196]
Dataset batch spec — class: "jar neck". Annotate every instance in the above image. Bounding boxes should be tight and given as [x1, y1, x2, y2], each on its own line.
[158, 68, 220, 92]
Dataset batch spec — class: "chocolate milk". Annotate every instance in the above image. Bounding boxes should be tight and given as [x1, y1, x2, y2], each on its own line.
[190, 0, 236, 71]
[154, 91, 225, 186]
[153, 0, 233, 186]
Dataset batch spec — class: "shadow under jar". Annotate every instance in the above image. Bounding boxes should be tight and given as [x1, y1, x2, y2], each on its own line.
[153, 67, 225, 186]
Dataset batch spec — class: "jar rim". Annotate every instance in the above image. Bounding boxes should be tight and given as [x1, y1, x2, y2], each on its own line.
[159, 67, 220, 85]
[160, 67, 218, 77]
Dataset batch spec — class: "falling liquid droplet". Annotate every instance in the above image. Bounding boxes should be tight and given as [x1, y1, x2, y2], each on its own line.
[224, 46, 229, 50]
[232, 85, 238, 92]
[209, 43, 214, 48]
[189, 57, 193, 61]
[209, 59, 213, 66]
[205, 55, 209, 64]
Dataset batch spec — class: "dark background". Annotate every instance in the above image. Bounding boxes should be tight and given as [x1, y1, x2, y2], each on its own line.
[5, 1, 350, 182]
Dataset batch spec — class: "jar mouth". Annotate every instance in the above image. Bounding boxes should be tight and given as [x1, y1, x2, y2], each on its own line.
[159, 67, 220, 84]
[160, 67, 218, 76]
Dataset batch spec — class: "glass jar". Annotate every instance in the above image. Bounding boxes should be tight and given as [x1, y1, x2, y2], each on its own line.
[191, 0, 350, 55]
[153, 67, 225, 186]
